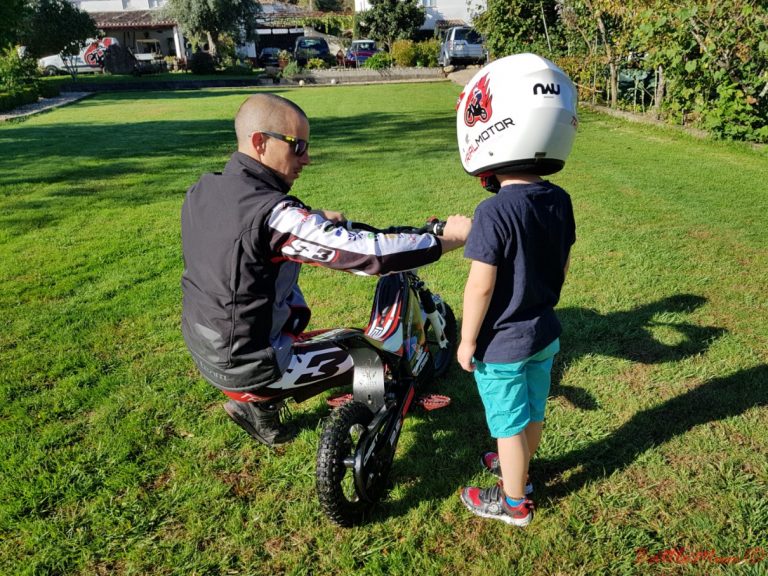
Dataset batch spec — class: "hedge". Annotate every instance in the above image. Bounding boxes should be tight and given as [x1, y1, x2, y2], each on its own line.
[0, 87, 39, 113]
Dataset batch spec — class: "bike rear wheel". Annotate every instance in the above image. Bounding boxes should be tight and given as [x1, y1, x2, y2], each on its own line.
[316, 401, 388, 526]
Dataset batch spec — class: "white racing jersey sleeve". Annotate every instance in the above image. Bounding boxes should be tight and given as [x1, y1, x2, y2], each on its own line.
[266, 200, 443, 275]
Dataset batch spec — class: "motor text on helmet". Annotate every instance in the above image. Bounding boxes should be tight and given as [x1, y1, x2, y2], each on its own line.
[464, 117, 516, 164]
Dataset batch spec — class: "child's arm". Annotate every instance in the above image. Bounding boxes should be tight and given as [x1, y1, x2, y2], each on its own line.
[457, 260, 497, 372]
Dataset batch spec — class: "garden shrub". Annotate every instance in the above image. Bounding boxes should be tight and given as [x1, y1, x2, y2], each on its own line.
[0, 47, 40, 112]
[38, 81, 60, 98]
[282, 60, 302, 78]
[364, 52, 394, 70]
[391, 40, 416, 67]
[305, 58, 327, 70]
[0, 46, 39, 93]
[414, 39, 439, 67]
[0, 87, 39, 112]
[188, 51, 216, 75]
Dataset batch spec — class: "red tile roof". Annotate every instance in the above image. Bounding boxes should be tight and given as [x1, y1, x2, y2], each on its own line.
[91, 10, 177, 29]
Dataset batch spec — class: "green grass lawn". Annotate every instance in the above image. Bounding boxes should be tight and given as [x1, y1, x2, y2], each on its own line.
[1, 83, 767, 575]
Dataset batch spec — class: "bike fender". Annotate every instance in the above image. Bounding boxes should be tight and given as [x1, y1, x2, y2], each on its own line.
[350, 347, 386, 413]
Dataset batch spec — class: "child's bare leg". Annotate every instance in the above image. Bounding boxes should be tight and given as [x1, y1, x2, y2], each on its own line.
[497, 433, 529, 499]
[524, 421, 543, 480]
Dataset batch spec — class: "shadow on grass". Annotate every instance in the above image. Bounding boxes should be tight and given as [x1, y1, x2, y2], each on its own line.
[539, 362, 768, 504]
[553, 294, 726, 410]
[372, 293, 734, 522]
[1, 107, 454, 239]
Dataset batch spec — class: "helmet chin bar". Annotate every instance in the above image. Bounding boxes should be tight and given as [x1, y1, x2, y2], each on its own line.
[480, 174, 501, 194]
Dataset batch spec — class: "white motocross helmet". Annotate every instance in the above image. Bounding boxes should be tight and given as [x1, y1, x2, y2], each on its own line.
[456, 53, 578, 182]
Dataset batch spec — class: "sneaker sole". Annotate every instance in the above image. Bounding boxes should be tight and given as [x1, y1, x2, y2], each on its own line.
[224, 403, 291, 447]
[459, 492, 532, 527]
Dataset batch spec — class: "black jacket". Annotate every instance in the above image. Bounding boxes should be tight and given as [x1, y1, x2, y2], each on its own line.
[181, 152, 443, 391]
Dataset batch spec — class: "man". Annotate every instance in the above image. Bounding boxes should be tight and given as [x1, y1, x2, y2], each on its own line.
[181, 93, 471, 447]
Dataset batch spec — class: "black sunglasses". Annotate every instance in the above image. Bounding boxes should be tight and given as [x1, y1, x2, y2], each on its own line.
[261, 130, 309, 156]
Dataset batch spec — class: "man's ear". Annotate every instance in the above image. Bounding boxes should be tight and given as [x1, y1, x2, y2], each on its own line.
[250, 131, 266, 153]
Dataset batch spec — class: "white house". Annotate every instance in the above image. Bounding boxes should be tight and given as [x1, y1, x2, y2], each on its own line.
[69, 0, 185, 59]
[354, 0, 487, 33]
[68, 0, 311, 61]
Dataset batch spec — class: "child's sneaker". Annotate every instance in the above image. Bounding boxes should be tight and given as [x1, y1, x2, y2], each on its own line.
[480, 451, 533, 495]
[460, 482, 534, 527]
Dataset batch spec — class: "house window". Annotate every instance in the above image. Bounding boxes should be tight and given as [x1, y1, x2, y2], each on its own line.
[422, 0, 435, 7]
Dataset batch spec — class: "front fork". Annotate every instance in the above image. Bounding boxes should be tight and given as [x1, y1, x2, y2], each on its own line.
[352, 381, 416, 501]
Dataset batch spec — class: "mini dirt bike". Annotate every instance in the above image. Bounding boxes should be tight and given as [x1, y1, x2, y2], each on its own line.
[313, 220, 457, 527]
[235, 220, 457, 526]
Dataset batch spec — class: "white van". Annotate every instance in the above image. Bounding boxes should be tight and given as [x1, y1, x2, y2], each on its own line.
[38, 37, 119, 76]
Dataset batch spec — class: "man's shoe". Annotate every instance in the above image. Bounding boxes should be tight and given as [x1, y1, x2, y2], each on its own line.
[480, 451, 533, 495]
[223, 400, 295, 447]
[460, 482, 534, 527]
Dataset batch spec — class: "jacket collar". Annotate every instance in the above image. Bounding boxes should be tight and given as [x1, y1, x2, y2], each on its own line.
[224, 151, 292, 194]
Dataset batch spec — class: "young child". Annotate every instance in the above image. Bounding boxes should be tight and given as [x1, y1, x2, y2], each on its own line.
[454, 54, 579, 527]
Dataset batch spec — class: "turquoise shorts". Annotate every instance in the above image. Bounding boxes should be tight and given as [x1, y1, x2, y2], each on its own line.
[474, 339, 560, 438]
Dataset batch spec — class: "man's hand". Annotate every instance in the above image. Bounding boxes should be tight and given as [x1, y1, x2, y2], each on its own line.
[457, 340, 477, 372]
[311, 209, 346, 224]
[439, 214, 472, 252]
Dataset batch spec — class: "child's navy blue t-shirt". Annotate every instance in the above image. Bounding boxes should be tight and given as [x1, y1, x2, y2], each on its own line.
[464, 181, 576, 363]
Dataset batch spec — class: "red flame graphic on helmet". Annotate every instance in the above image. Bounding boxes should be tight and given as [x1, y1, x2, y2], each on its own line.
[463, 74, 493, 127]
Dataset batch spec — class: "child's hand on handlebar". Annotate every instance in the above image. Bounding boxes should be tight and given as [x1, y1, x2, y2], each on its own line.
[439, 214, 472, 252]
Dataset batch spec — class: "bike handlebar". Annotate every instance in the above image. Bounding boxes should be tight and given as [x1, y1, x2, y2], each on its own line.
[345, 219, 446, 237]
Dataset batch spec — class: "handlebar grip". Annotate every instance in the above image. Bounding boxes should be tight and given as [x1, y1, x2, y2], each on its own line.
[425, 219, 446, 237]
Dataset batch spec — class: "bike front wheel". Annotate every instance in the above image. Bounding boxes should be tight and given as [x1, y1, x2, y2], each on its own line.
[426, 302, 457, 379]
[316, 401, 387, 526]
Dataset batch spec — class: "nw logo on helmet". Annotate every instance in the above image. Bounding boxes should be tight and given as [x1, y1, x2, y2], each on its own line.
[533, 83, 561, 95]
[464, 74, 493, 127]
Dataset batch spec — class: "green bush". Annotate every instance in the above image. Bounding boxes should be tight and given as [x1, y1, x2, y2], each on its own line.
[414, 39, 439, 67]
[305, 58, 327, 70]
[363, 52, 394, 70]
[0, 92, 19, 112]
[38, 81, 60, 98]
[0, 46, 39, 93]
[391, 40, 416, 67]
[0, 87, 39, 112]
[282, 60, 302, 78]
[188, 51, 216, 75]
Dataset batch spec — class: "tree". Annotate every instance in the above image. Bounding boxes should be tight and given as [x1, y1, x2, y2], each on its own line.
[18, 0, 96, 59]
[556, 0, 643, 108]
[0, 0, 28, 50]
[163, 0, 261, 57]
[634, 0, 768, 141]
[472, 0, 562, 59]
[360, 0, 424, 51]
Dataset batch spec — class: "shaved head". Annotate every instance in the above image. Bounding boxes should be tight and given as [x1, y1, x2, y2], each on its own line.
[235, 94, 308, 148]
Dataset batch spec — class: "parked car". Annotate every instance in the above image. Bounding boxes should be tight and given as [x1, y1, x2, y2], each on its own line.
[258, 47, 280, 67]
[344, 39, 377, 67]
[438, 27, 487, 66]
[38, 37, 119, 76]
[294, 36, 330, 66]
